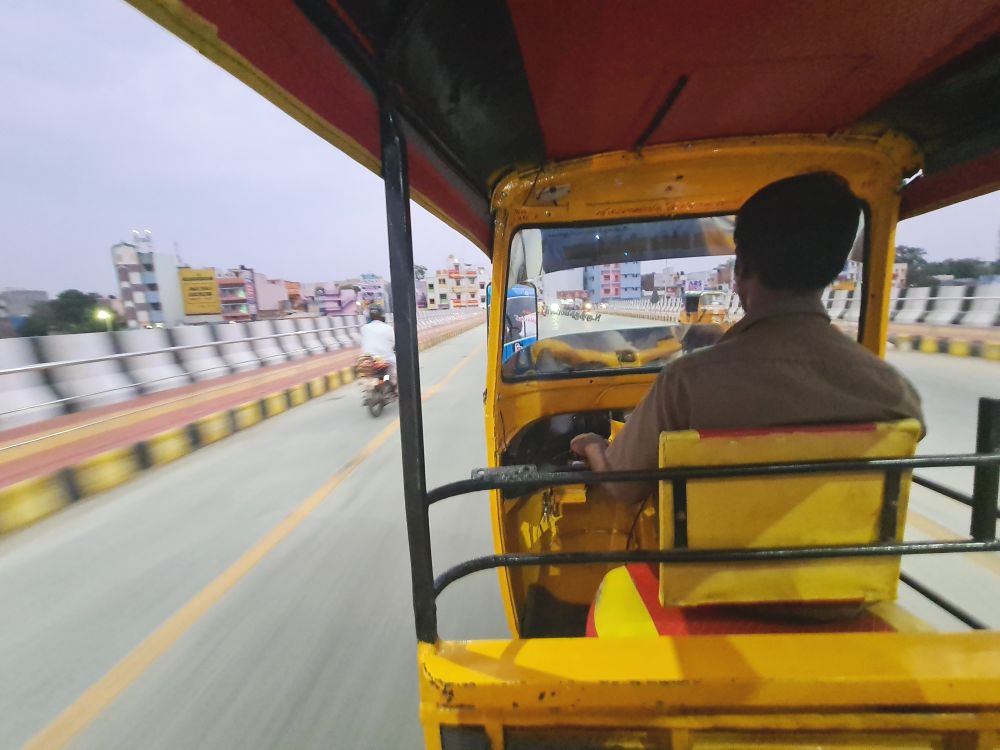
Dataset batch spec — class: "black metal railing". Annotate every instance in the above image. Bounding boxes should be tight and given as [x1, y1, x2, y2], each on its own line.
[416, 399, 1000, 642]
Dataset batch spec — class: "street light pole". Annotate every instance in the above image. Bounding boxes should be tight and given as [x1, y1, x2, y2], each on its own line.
[95, 309, 112, 332]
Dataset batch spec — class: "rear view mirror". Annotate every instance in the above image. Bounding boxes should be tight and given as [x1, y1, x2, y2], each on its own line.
[501, 283, 538, 364]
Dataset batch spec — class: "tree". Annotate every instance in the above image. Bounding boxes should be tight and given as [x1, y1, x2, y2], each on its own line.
[650, 288, 660, 305]
[20, 290, 119, 336]
[894, 245, 933, 287]
[894, 245, 999, 287]
[640, 272, 655, 292]
[414, 264, 428, 281]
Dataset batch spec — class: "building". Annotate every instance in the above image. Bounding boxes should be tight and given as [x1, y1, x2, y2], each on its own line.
[111, 231, 187, 328]
[584, 261, 641, 302]
[833, 260, 907, 292]
[253, 273, 291, 318]
[301, 281, 358, 316]
[539, 268, 584, 305]
[358, 273, 391, 312]
[217, 273, 254, 322]
[891, 262, 908, 289]
[0, 288, 48, 318]
[426, 257, 488, 309]
[285, 281, 304, 311]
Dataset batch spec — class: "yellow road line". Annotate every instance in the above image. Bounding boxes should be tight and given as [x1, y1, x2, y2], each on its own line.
[907, 510, 1000, 577]
[24, 341, 482, 750]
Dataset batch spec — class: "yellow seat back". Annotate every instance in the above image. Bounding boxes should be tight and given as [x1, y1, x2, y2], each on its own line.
[658, 420, 921, 607]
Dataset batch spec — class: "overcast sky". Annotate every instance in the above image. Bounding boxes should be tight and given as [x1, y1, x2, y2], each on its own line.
[1, 1, 997, 296]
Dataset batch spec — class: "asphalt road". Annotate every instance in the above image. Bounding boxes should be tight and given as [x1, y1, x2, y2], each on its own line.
[0, 322, 997, 748]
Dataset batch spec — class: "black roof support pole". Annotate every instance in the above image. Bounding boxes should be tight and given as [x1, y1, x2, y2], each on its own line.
[380, 102, 437, 643]
[971, 397, 1000, 541]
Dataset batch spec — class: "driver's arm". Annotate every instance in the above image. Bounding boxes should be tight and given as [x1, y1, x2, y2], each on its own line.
[571, 367, 686, 504]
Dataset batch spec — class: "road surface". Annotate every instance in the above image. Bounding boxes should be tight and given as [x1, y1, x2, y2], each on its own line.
[0, 322, 997, 748]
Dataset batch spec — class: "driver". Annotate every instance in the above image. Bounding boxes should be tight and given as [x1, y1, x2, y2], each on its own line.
[571, 171, 924, 503]
[360, 304, 396, 386]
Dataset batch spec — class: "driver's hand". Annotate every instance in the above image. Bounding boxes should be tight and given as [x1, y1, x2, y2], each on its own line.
[570, 432, 608, 458]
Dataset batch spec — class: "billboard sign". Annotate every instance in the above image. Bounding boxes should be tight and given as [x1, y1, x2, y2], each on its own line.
[179, 268, 222, 315]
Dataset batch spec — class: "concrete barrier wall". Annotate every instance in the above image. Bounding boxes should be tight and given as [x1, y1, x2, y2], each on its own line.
[246, 320, 287, 366]
[894, 287, 931, 324]
[842, 291, 862, 322]
[960, 283, 1000, 327]
[273, 319, 309, 360]
[315, 316, 343, 351]
[295, 318, 326, 353]
[0, 310, 486, 432]
[330, 316, 355, 348]
[828, 290, 849, 320]
[171, 326, 231, 382]
[213, 322, 261, 373]
[0, 338, 66, 429]
[346, 315, 364, 346]
[923, 285, 967, 326]
[115, 328, 191, 394]
[39, 332, 138, 410]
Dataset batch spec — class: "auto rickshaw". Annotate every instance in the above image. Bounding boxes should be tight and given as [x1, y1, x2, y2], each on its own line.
[129, 2, 1000, 747]
[680, 290, 731, 327]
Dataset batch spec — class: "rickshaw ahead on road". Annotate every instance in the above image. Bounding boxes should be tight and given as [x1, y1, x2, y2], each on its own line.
[129, 2, 1000, 747]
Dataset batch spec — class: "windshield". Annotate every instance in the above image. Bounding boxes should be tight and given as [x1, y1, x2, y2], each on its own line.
[502, 216, 738, 379]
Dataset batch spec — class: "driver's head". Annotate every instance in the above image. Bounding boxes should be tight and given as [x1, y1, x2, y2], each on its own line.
[734, 171, 863, 293]
[368, 304, 385, 322]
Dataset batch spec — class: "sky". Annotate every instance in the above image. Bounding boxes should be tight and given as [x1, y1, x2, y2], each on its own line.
[0, 1, 997, 296]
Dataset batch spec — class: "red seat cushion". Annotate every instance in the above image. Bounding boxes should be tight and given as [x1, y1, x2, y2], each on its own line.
[586, 564, 896, 637]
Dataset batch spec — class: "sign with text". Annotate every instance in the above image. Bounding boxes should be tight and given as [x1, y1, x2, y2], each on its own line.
[179, 268, 222, 315]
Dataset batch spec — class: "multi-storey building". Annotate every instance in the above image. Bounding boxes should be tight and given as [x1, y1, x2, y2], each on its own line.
[426, 257, 488, 310]
[584, 261, 641, 302]
[217, 273, 255, 322]
[110, 231, 187, 328]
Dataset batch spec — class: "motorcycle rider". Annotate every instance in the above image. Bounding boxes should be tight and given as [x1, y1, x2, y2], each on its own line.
[360, 304, 396, 388]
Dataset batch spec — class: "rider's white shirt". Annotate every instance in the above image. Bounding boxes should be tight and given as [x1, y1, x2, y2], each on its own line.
[361, 319, 395, 360]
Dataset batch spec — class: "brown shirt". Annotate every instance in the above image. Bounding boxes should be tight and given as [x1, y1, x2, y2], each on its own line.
[605, 295, 924, 502]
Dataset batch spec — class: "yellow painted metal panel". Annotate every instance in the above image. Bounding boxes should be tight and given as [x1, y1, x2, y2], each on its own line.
[982, 342, 1000, 361]
[339, 366, 355, 384]
[327, 372, 342, 390]
[658, 420, 920, 606]
[75, 448, 140, 497]
[592, 567, 659, 639]
[419, 633, 1000, 713]
[146, 429, 192, 466]
[233, 401, 263, 431]
[195, 412, 232, 446]
[0, 476, 72, 533]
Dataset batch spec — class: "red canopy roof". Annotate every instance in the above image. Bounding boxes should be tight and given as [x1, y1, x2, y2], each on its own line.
[133, 1, 1000, 253]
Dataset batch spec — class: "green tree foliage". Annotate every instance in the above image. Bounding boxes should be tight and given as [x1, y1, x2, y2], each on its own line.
[895, 246, 999, 287]
[414, 264, 428, 281]
[650, 288, 660, 305]
[20, 290, 120, 336]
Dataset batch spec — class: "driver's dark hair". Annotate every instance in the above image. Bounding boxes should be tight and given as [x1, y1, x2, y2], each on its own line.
[734, 171, 863, 292]
[368, 304, 385, 321]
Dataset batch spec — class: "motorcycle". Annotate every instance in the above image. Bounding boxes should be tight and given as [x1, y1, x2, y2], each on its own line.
[355, 355, 397, 417]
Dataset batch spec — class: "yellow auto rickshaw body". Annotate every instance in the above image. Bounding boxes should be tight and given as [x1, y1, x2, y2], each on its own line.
[483, 133, 916, 634]
[120, 1, 1000, 747]
[679, 291, 732, 327]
